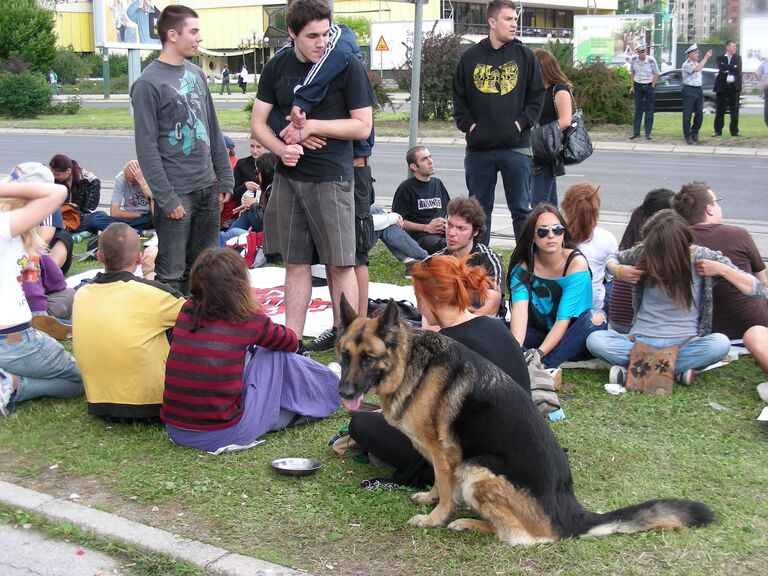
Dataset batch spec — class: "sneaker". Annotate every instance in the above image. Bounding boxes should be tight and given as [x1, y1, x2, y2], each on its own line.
[31, 315, 72, 340]
[757, 382, 768, 404]
[546, 368, 563, 390]
[327, 361, 342, 379]
[360, 477, 401, 491]
[0, 369, 16, 418]
[609, 366, 627, 385]
[303, 327, 338, 353]
[629, 134, 640, 140]
[403, 258, 419, 279]
[646, 135, 652, 140]
[677, 369, 695, 386]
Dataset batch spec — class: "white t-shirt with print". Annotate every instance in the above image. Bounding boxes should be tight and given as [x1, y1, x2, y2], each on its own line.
[0, 211, 33, 327]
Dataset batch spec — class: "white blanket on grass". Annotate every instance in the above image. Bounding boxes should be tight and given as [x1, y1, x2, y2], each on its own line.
[66, 267, 417, 338]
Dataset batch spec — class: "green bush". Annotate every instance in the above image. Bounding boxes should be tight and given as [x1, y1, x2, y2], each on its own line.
[0, 0, 56, 74]
[368, 71, 393, 112]
[0, 71, 51, 118]
[394, 27, 463, 120]
[53, 47, 89, 85]
[43, 96, 81, 115]
[569, 61, 632, 126]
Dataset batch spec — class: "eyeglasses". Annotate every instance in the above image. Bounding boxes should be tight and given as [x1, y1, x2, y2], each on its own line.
[535, 225, 566, 239]
[709, 197, 725, 205]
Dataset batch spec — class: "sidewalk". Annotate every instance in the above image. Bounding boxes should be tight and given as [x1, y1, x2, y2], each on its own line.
[0, 481, 304, 576]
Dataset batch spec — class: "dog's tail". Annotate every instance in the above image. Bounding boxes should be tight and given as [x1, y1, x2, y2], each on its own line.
[578, 499, 714, 538]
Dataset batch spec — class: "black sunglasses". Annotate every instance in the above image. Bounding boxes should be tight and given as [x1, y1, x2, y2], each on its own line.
[536, 225, 566, 239]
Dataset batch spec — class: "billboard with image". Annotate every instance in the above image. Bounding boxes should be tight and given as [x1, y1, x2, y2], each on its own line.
[573, 15, 654, 67]
[92, 0, 179, 50]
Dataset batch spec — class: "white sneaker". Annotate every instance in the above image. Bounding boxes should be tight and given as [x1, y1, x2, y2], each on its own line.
[327, 361, 342, 379]
[0, 369, 16, 418]
[609, 366, 627, 385]
[757, 382, 768, 404]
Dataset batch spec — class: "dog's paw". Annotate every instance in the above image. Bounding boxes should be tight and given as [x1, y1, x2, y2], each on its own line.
[447, 519, 474, 532]
[411, 491, 438, 505]
[408, 514, 442, 528]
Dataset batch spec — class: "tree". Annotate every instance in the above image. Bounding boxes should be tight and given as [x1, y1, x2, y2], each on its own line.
[394, 26, 463, 121]
[53, 47, 89, 85]
[335, 16, 370, 47]
[0, 0, 57, 73]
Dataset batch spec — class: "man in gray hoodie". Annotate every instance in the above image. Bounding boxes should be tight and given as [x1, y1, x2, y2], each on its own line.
[130, 4, 233, 293]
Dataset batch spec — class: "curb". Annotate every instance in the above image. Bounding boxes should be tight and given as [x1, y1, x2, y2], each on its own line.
[0, 127, 765, 157]
[0, 480, 307, 576]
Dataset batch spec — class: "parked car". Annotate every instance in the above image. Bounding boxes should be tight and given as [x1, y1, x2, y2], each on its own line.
[653, 68, 744, 113]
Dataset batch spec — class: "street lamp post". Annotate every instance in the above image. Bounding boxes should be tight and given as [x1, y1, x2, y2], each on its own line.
[262, 35, 270, 72]
[251, 28, 259, 72]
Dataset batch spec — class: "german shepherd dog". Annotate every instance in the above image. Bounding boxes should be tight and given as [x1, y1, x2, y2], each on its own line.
[337, 298, 713, 545]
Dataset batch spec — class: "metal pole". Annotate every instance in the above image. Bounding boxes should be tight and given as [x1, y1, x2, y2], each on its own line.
[408, 0, 424, 151]
[101, 47, 110, 100]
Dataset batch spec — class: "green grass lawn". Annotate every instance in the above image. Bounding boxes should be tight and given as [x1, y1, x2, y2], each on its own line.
[1, 106, 766, 146]
[1, 242, 766, 575]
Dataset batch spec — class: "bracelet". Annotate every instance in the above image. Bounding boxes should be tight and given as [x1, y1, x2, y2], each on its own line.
[615, 265, 622, 280]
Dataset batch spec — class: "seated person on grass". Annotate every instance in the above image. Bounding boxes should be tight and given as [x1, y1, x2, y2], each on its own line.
[22, 253, 75, 340]
[429, 196, 506, 321]
[73, 223, 185, 422]
[39, 208, 74, 274]
[391, 146, 450, 255]
[371, 203, 428, 278]
[160, 248, 340, 454]
[110, 160, 154, 231]
[1, 163, 83, 418]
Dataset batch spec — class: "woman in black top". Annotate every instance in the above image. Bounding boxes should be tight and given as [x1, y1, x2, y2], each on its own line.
[531, 49, 573, 208]
[348, 256, 529, 489]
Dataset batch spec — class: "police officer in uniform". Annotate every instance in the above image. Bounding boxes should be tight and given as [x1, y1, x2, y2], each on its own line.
[629, 44, 660, 140]
[681, 44, 713, 145]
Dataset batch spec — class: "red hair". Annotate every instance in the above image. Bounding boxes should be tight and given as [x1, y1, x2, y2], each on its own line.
[412, 255, 491, 326]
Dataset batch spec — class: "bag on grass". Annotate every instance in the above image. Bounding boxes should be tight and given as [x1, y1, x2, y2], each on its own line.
[526, 349, 562, 417]
[367, 298, 421, 326]
[626, 337, 690, 396]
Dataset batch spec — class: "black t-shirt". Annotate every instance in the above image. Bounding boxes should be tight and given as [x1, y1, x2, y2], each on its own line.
[257, 49, 373, 182]
[539, 82, 570, 126]
[440, 316, 530, 394]
[392, 177, 450, 226]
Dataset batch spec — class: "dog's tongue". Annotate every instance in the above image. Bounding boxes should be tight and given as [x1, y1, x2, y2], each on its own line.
[342, 395, 364, 412]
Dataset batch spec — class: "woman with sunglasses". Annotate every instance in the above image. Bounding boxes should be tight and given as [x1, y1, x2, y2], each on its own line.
[587, 209, 762, 386]
[507, 204, 606, 368]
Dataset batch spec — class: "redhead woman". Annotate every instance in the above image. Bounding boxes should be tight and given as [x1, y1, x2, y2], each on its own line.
[507, 204, 606, 369]
[349, 255, 529, 489]
[560, 182, 617, 311]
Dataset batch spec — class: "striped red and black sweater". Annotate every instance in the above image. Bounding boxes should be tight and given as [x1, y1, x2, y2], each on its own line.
[161, 301, 298, 431]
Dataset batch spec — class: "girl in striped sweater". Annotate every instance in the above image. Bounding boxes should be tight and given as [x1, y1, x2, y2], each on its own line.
[161, 248, 340, 453]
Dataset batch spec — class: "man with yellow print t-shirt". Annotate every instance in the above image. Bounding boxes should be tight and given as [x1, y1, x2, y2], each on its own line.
[452, 0, 544, 245]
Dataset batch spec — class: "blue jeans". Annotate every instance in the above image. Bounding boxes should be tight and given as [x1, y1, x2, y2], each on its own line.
[220, 227, 248, 246]
[79, 211, 154, 233]
[228, 205, 264, 233]
[682, 85, 703, 139]
[153, 186, 219, 293]
[464, 148, 532, 244]
[586, 330, 731, 375]
[524, 309, 607, 368]
[371, 205, 428, 262]
[0, 327, 83, 405]
[632, 83, 655, 137]
[530, 164, 557, 208]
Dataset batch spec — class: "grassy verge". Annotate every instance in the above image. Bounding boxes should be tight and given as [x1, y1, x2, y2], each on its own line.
[1, 242, 767, 575]
[1, 107, 765, 146]
[0, 505, 204, 576]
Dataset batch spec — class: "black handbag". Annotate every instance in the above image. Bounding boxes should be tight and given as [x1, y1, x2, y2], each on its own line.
[530, 119, 562, 163]
[559, 94, 593, 166]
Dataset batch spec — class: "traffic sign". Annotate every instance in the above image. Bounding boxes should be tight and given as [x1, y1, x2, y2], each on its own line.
[375, 36, 389, 52]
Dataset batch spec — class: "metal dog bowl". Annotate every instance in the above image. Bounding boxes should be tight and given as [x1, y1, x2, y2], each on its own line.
[270, 457, 323, 477]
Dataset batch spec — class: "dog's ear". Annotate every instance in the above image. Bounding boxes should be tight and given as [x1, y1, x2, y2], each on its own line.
[379, 298, 401, 328]
[339, 293, 358, 331]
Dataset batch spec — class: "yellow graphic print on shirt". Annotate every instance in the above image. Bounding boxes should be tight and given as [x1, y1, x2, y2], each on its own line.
[473, 61, 519, 95]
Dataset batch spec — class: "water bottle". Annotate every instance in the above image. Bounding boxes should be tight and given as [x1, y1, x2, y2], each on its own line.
[72, 231, 94, 243]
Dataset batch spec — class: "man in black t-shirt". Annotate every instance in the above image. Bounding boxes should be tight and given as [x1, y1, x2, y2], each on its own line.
[392, 146, 450, 254]
[250, 0, 373, 339]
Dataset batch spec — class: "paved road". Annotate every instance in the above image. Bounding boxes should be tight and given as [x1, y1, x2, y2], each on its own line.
[0, 524, 126, 576]
[2, 132, 765, 217]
